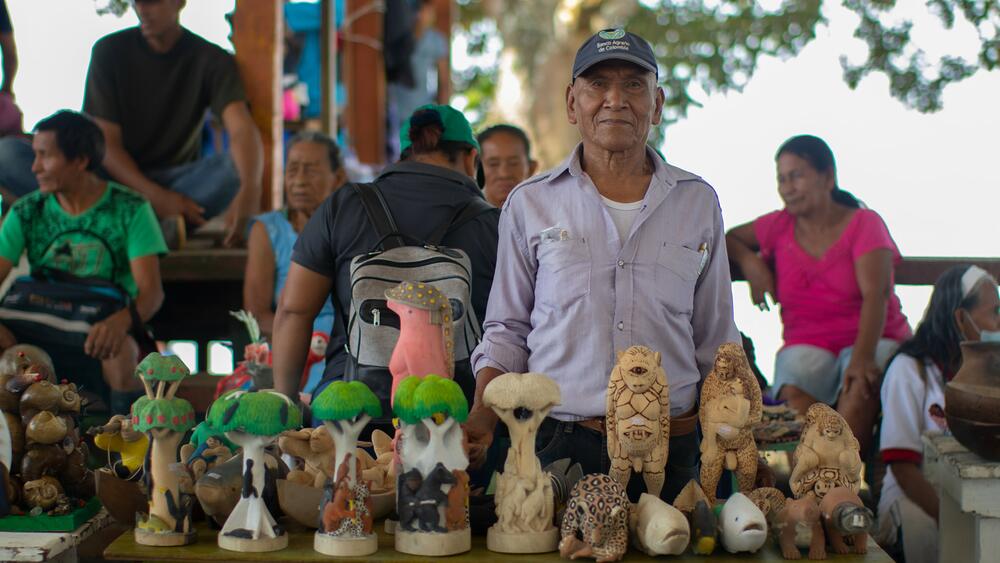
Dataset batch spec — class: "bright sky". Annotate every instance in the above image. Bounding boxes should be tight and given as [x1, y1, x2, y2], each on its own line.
[8, 0, 998, 380]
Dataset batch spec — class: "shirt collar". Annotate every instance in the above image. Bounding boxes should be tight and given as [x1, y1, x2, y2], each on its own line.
[555, 142, 679, 192]
[377, 160, 482, 196]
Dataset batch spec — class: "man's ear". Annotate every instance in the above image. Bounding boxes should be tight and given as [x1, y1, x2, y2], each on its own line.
[651, 86, 665, 126]
[332, 168, 347, 191]
[463, 148, 479, 179]
[566, 83, 578, 125]
[528, 159, 539, 176]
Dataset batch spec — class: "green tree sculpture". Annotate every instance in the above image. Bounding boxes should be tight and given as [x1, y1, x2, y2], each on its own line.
[130, 353, 197, 545]
[206, 389, 301, 550]
[393, 375, 469, 477]
[312, 381, 382, 486]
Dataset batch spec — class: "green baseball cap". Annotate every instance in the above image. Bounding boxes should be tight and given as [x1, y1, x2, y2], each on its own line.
[399, 104, 480, 153]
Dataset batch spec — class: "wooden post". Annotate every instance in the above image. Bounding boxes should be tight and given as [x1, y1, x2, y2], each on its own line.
[344, 0, 385, 166]
[231, 0, 284, 211]
[434, 0, 452, 103]
[320, 0, 337, 136]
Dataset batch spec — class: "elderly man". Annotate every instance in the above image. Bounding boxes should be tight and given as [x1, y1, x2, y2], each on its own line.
[466, 29, 739, 502]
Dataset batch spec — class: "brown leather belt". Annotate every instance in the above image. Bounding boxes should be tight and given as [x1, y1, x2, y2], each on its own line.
[575, 405, 698, 437]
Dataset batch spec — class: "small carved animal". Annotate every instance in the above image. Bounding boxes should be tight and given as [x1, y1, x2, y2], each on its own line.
[415, 463, 455, 533]
[699, 342, 762, 503]
[775, 496, 825, 560]
[558, 474, 630, 562]
[790, 404, 862, 500]
[397, 468, 423, 532]
[322, 479, 356, 533]
[606, 346, 669, 497]
[819, 486, 872, 555]
[444, 469, 469, 530]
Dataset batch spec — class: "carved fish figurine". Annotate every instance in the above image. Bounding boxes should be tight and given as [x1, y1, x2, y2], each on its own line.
[719, 493, 768, 554]
[630, 493, 689, 556]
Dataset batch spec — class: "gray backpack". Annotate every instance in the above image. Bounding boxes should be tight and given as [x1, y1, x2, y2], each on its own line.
[342, 183, 492, 420]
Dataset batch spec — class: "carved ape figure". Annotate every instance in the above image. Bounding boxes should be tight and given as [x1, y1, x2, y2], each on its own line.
[558, 474, 630, 562]
[699, 342, 762, 502]
[397, 468, 422, 532]
[444, 469, 469, 531]
[606, 346, 669, 497]
[775, 496, 826, 560]
[415, 463, 455, 533]
[790, 404, 862, 500]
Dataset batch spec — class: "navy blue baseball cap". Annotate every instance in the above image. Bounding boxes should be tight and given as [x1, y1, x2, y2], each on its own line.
[572, 28, 658, 80]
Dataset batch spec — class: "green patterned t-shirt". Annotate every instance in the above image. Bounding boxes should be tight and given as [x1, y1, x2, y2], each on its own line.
[0, 182, 167, 297]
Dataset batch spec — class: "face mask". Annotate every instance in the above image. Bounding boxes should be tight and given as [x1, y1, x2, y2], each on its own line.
[962, 309, 1000, 342]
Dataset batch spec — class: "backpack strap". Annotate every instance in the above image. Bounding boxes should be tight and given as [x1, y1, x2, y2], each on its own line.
[428, 197, 495, 246]
[354, 183, 406, 250]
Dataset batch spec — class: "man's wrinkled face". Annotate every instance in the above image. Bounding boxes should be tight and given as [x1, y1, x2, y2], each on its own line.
[134, 0, 183, 42]
[31, 132, 86, 194]
[566, 61, 664, 153]
[481, 131, 534, 207]
[284, 141, 340, 213]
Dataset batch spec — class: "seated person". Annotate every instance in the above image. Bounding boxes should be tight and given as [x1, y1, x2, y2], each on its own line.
[0, 0, 263, 247]
[243, 131, 344, 396]
[0, 111, 166, 414]
[726, 134, 911, 454]
[876, 265, 999, 563]
[477, 124, 537, 208]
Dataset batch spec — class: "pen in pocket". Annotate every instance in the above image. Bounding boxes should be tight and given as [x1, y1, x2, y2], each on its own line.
[697, 242, 709, 275]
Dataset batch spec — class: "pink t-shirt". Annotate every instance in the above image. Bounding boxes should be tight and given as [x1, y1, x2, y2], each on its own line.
[754, 208, 911, 354]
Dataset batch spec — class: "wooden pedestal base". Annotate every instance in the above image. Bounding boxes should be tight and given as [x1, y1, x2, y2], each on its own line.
[314, 532, 378, 556]
[134, 527, 196, 546]
[218, 531, 288, 552]
[487, 526, 560, 553]
[395, 528, 471, 556]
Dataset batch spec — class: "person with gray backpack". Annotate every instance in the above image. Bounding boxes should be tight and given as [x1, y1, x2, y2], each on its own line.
[271, 104, 498, 434]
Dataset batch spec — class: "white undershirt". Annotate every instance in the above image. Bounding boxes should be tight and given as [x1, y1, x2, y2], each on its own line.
[600, 195, 643, 243]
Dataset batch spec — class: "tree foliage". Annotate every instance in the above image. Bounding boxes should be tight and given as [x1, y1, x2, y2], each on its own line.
[393, 375, 469, 425]
[207, 390, 302, 436]
[312, 380, 382, 422]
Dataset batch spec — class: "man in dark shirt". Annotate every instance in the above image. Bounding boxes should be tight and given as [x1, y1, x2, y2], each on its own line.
[270, 105, 499, 404]
[0, 0, 263, 247]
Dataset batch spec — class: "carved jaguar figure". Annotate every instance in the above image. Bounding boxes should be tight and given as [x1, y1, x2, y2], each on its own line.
[558, 474, 630, 562]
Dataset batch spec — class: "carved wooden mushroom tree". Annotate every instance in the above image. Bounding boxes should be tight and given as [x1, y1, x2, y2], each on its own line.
[483, 371, 561, 554]
[207, 389, 301, 552]
[393, 374, 470, 556]
[311, 380, 382, 556]
[131, 353, 197, 546]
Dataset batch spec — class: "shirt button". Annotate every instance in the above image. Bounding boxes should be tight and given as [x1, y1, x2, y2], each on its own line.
[617, 321, 624, 331]
[617, 259, 625, 268]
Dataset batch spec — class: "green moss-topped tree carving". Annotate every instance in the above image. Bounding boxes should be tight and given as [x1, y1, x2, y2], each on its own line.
[394, 375, 469, 477]
[312, 381, 381, 485]
[206, 389, 301, 552]
[131, 353, 197, 546]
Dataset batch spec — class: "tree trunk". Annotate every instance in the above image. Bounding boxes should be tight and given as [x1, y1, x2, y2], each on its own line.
[221, 433, 279, 539]
[148, 430, 183, 530]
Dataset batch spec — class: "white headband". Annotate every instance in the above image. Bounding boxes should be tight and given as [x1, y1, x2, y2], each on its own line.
[961, 265, 993, 299]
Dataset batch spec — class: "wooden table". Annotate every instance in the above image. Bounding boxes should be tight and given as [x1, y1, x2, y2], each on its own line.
[924, 433, 1000, 563]
[0, 508, 112, 562]
[105, 521, 893, 562]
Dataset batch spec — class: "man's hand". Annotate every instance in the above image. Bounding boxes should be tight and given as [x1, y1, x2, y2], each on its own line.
[463, 405, 497, 469]
[153, 190, 206, 228]
[841, 357, 882, 401]
[0, 322, 17, 351]
[84, 310, 132, 360]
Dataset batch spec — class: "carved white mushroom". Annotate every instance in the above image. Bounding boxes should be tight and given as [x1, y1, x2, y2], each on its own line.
[483, 372, 561, 478]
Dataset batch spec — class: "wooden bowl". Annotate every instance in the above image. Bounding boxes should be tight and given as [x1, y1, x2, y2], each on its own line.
[277, 479, 395, 529]
[95, 467, 146, 524]
[945, 413, 1000, 461]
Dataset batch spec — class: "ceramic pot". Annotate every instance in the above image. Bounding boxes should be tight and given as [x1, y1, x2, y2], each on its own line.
[945, 341, 1000, 459]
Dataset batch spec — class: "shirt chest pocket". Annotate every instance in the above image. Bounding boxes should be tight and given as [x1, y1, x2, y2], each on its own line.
[535, 238, 591, 308]
[654, 242, 701, 315]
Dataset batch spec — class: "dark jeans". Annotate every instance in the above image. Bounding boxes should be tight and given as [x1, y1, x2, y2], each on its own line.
[532, 418, 701, 504]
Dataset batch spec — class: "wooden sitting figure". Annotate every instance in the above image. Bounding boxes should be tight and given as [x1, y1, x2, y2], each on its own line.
[790, 404, 863, 500]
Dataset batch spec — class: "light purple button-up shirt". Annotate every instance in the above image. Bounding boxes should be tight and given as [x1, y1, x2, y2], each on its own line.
[471, 145, 740, 421]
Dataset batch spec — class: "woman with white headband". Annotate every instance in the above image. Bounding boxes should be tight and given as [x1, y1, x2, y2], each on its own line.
[876, 264, 999, 563]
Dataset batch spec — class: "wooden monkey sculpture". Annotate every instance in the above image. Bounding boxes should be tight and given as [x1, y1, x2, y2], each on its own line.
[606, 346, 669, 497]
[790, 404, 862, 500]
[699, 342, 762, 502]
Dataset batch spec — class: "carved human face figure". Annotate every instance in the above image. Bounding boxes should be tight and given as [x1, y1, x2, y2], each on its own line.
[23, 476, 63, 509]
[713, 343, 746, 381]
[820, 418, 844, 441]
[616, 347, 661, 394]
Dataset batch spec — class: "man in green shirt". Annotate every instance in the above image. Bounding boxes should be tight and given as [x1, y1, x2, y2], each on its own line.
[0, 111, 166, 411]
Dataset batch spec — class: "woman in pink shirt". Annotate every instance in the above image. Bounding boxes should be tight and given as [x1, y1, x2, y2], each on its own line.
[727, 135, 911, 454]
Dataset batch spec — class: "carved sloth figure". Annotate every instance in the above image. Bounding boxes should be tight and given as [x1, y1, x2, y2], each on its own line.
[790, 404, 862, 499]
[606, 346, 669, 497]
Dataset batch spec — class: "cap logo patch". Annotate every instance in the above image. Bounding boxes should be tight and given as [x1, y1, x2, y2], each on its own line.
[599, 29, 626, 40]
